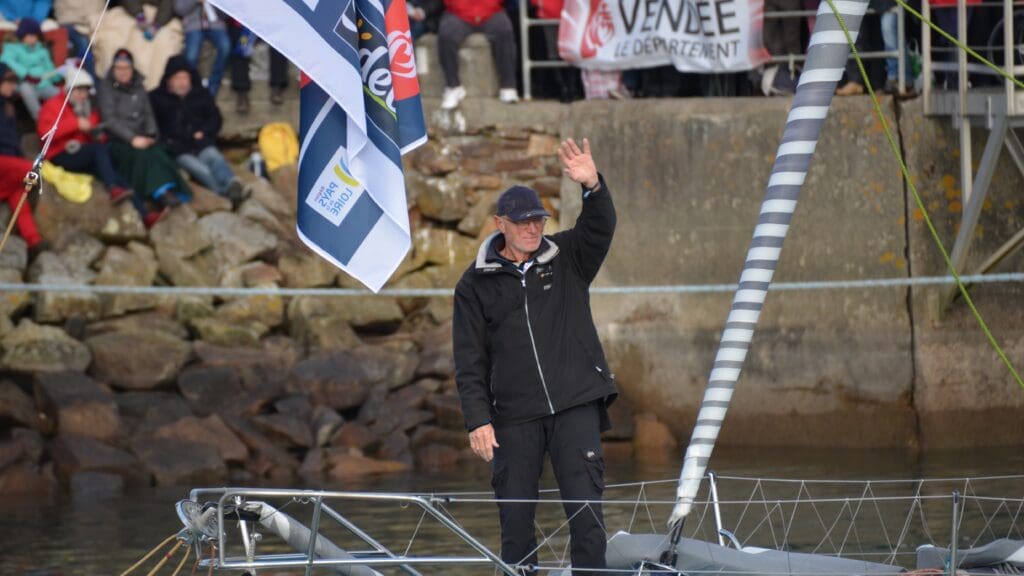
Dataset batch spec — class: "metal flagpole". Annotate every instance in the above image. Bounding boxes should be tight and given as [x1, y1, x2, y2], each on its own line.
[667, 0, 871, 530]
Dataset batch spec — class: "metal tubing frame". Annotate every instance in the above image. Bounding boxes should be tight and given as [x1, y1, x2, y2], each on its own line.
[187, 488, 521, 576]
[949, 491, 961, 576]
[943, 113, 1009, 308]
[708, 472, 726, 548]
[320, 505, 425, 576]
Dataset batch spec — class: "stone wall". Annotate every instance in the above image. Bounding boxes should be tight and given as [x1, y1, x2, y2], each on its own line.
[1, 93, 1021, 496]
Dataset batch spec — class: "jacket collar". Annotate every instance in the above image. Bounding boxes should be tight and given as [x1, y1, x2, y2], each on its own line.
[474, 232, 559, 272]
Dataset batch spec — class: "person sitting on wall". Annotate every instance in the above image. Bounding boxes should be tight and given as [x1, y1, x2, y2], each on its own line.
[37, 71, 137, 206]
[0, 63, 47, 255]
[99, 48, 191, 227]
[0, 18, 62, 120]
[437, 0, 519, 110]
[150, 55, 243, 205]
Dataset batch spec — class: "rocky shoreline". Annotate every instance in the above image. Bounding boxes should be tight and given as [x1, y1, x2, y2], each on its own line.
[0, 123, 678, 497]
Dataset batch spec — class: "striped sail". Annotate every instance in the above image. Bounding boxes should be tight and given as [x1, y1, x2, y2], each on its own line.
[669, 0, 870, 525]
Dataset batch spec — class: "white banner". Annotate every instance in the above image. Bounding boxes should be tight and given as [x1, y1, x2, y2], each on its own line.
[558, 0, 771, 72]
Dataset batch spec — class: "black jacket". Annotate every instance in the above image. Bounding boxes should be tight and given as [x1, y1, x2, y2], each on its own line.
[0, 96, 22, 157]
[149, 55, 222, 156]
[453, 176, 618, 431]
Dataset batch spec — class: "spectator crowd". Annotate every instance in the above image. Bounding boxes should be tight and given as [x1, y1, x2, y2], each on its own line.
[0, 0, 1008, 253]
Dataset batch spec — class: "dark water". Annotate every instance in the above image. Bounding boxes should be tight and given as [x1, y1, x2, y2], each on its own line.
[2, 447, 1022, 576]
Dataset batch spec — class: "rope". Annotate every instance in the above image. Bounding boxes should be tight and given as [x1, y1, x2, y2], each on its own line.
[169, 544, 192, 576]
[0, 272, 1021, 298]
[145, 540, 184, 576]
[119, 533, 179, 576]
[823, 0, 1024, 392]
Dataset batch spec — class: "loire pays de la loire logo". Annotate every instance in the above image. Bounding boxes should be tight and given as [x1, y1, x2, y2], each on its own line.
[308, 157, 362, 226]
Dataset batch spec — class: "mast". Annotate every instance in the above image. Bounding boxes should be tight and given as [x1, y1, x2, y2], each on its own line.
[669, 0, 871, 525]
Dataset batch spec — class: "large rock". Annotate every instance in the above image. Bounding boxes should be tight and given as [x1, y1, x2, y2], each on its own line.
[94, 242, 160, 316]
[330, 422, 379, 451]
[312, 405, 343, 447]
[50, 434, 144, 483]
[1, 320, 92, 373]
[156, 247, 219, 286]
[415, 324, 454, 379]
[130, 437, 227, 485]
[286, 297, 362, 351]
[252, 413, 314, 448]
[150, 205, 211, 259]
[328, 296, 405, 330]
[457, 190, 501, 237]
[237, 198, 284, 234]
[190, 183, 233, 216]
[221, 261, 283, 289]
[151, 415, 249, 463]
[0, 380, 36, 428]
[35, 180, 145, 242]
[27, 251, 101, 323]
[408, 141, 458, 176]
[414, 173, 470, 223]
[424, 394, 464, 431]
[198, 212, 278, 267]
[413, 228, 477, 268]
[244, 178, 293, 218]
[34, 372, 120, 442]
[414, 443, 461, 472]
[98, 202, 148, 242]
[326, 452, 410, 480]
[215, 295, 284, 329]
[87, 329, 191, 389]
[278, 247, 337, 288]
[222, 414, 300, 478]
[190, 316, 268, 347]
[290, 344, 419, 408]
[87, 312, 189, 340]
[269, 164, 299, 209]
[176, 365, 244, 417]
[116, 391, 194, 435]
[55, 229, 105, 273]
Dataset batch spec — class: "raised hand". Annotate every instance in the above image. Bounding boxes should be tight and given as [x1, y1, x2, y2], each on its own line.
[558, 138, 599, 189]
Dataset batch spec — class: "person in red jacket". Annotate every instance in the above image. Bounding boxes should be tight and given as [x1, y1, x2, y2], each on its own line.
[37, 71, 135, 205]
[0, 63, 45, 254]
[439, 0, 518, 110]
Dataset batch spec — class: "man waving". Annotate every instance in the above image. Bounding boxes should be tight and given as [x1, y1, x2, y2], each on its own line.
[453, 138, 617, 575]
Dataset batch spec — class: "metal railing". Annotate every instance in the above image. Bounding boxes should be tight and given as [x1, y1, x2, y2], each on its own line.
[186, 487, 521, 575]
[518, 0, 906, 99]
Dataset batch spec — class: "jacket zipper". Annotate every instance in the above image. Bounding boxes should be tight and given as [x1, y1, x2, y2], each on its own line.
[522, 273, 555, 415]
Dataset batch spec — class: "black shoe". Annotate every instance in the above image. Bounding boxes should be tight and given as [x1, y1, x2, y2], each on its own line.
[27, 239, 51, 260]
[226, 179, 244, 209]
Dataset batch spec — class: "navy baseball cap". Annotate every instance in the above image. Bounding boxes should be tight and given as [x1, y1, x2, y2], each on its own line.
[496, 186, 550, 223]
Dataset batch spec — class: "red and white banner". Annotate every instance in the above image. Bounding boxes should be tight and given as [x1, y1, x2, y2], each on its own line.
[558, 0, 771, 72]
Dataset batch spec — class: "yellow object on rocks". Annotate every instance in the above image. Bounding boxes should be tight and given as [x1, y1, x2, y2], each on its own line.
[41, 162, 93, 204]
[258, 122, 300, 173]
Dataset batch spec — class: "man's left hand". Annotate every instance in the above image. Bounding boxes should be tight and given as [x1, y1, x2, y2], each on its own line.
[558, 138, 599, 190]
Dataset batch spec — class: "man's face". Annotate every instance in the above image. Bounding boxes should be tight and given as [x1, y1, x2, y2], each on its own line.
[113, 61, 133, 84]
[495, 216, 546, 255]
[70, 86, 89, 103]
[0, 78, 16, 98]
[167, 70, 191, 96]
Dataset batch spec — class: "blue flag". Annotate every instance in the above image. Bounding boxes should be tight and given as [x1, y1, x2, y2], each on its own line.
[210, 0, 427, 291]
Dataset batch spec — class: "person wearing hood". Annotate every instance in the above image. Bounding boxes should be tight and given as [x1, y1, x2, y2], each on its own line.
[150, 55, 242, 204]
[37, 71, 135, 205]
[98, 48, 191, 226]
[0, 18, 61, 120]
[0, 62, 46, 253]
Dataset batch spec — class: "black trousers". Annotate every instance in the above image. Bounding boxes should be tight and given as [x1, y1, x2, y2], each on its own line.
[52, 143, 129, 191]
[437, 11, 517, 89]
[492, 402, 606, 575]
[228, 27, 289, 92]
